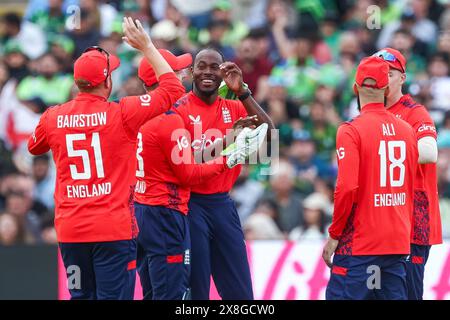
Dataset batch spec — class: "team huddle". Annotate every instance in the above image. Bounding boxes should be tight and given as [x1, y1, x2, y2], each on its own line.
[27, 17, 441, 301]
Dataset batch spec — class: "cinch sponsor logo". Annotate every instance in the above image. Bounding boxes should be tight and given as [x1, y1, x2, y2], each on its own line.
[191, 134, 222, 151]
[418, 124, 436, 133]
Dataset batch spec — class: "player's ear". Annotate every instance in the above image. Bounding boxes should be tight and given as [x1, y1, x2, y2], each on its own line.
[400, 73, 406, 85]
[104, 76, 111, 89]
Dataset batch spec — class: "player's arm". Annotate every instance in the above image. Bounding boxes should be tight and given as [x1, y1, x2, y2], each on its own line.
[408, 106, 438, 164]
[122, 17, 173, 79]
[328, 124, 360, 241]
[120, 17, 185, 138]
[220, 62, 275, 132]
[28, 109, 50, 155]
[418, 136, 437, 164]
[160, 114, 227, 186]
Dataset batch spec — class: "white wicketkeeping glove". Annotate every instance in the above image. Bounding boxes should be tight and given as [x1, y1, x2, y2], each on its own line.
[224, 123, 269, 168]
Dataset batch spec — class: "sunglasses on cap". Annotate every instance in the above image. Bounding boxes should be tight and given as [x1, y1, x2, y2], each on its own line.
[372, 50, 405, 73]
[83, 46, 110, 81]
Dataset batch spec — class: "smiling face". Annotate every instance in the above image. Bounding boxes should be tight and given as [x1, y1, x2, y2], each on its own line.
[192, 49, 224, 97]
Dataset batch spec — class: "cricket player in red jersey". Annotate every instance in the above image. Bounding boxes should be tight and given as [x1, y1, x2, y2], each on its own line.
[134, 50, 261, 300]
[27, 17, 185, 299]
[323, 56, 418, 300]
[172, 48, 274, 300]
[373, 48, 442, 300]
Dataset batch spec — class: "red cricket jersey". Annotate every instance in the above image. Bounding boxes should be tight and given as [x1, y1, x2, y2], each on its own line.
[329, 103, 418, 255]
[134, 111, 227, 214]
[27, 72, 185, 243]
[387, 94, 442, 245]
[172, 91, 248, 194]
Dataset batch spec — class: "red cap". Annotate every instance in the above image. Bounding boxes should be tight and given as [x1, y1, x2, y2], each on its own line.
[138, 49, 192, 87]
[74, 50, 120, 87]
[354, 56, 389, 94]
[375, 48, 406, 73]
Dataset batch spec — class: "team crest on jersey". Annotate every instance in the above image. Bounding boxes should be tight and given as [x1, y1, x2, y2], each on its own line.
[395, 114, 402, 118]
[222, 107, 232, 123]
[189, 115, 201, 125]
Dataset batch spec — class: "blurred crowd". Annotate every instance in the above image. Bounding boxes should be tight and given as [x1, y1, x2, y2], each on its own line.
[1, 0, 450, 246]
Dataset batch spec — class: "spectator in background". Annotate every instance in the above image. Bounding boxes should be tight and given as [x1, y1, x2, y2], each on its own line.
[260, 159, 303, 233]
[1, 40, 29, 82]
[320, 11, 341, 61]
[149, 19, 182, 53]
[0, 213, 24, 246]
[197, 0, 248, 48]
[40, 215, 57, 244]
[313, 81, 342, 124]
[16, 53, 72, 106]
[3, 190, 41, 244]
[230, 164, 265, 223]
[211, 0, 248, 44]
[258, 75, 300, 146]
[29, 0, 66, 35]
[234, 34, 273, 97]
[437, 31, 450, 57]
[338, 31, 362, 62]
[289, 129, 333, 194]
[289, 192, 330, 241]
[32, 154, 55, 210]
[270, 32, 317, 104]
[0, 12, 47, 60]
[244, 198, 284, 240]
[48, 34, 75, 73]
[390, 28, 426, 84]
[67, 9, 101, 58]
[4, 96, 45, 150]
[428, 52, 450, 111]
[80, 0, 118, 37]
[304, 100, 338, 162]
[204, 19, 235, 60]
[378, 3, 438, 50]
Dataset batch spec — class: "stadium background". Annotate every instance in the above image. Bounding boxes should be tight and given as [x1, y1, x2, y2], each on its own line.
[0, 0, 449, 299]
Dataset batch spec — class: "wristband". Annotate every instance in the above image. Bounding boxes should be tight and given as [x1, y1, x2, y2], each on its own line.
[238, 89, 252, 101]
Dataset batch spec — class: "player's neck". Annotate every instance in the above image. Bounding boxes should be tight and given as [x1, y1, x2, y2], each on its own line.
[386, 91, 403, 109]
[193, 87, 218, 105]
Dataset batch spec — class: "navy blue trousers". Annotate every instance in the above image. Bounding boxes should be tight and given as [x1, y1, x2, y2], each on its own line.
[135, 203, 190, 300]
[326, 254, 408, 300]
[188, 192, 253, 300]
[59, 240, 137, 300]
[406, 244, 431, 300]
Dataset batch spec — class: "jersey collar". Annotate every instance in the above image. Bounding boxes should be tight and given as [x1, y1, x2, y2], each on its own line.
[189, 91, 221, 108]
[75, 92, 108, 102]
[361, 102, 385, 113]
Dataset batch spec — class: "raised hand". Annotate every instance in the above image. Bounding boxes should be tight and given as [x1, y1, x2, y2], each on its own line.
[220, 62, 247, 96]
[122, 17, 153, 51]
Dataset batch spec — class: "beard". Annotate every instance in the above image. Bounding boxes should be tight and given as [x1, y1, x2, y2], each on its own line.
[193, 82, 218, 97]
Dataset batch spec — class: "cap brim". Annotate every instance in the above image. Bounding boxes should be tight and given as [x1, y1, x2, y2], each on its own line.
[386, 61, 404, 73]
[174, 53, 192, 71]
[109, 54, 121, 72]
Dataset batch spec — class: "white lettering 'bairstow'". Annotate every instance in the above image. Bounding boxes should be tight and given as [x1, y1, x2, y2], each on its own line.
[57, 112, 107, 128]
